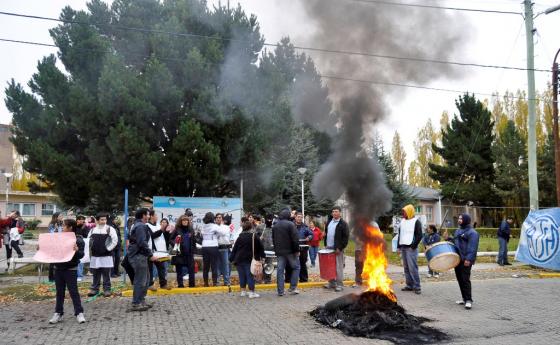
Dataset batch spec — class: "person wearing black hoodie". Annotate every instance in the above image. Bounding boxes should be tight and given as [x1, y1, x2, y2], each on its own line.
[272, 208, 300, 296]
[48, 218, 86, 324]
[444, 213, 480, 310]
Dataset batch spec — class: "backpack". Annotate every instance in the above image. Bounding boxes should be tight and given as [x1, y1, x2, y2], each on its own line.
[16, 219, 26, 234]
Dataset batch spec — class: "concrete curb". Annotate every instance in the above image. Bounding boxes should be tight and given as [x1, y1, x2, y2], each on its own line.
[121, 280, 357, 297]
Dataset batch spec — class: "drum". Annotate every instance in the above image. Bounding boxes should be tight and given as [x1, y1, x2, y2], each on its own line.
[318, 249, 337, 281]
[425, 242, 460, 272]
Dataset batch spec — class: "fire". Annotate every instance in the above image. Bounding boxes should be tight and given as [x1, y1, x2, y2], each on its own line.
[362, 223, 396, 302]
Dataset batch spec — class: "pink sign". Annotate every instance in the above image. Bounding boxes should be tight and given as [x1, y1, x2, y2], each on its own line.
[34, 232, 77, 263]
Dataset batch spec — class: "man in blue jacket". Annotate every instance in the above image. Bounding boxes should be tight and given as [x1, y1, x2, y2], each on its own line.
[444, 213, 480, 310]
[294, 212, 313, 282]
[497, 216, 513, 266]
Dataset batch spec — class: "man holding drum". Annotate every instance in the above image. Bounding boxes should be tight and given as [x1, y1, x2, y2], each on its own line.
[444, 213, 480, 310]
[396, 204, 423, 295]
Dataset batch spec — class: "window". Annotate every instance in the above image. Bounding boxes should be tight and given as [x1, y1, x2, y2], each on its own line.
[426, 206, 433, 222]
[41, 203, 55, 216]
[7, 203, 20, 213]
[22, 204, 36, 216]
[415, 206, 423, 214]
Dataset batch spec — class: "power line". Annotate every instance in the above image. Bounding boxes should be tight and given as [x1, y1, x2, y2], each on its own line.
[0, 37, 549, 103]
[0, 10, 552, 73]
[349, 0, 522, 15]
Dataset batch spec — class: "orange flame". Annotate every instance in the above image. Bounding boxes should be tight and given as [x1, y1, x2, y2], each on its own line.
[362, 223, 397, 301]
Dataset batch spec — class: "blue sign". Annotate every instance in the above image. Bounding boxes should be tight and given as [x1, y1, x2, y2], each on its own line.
[515, 208, 560, 271]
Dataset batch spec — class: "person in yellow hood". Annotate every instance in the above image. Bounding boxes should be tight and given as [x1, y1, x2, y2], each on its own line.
[396, 204, 423, 294]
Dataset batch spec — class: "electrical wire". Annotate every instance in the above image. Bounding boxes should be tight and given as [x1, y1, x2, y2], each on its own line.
[348, 0, 522, 15]
[0, 37, 549, 103]
[0, 10, 552, 73]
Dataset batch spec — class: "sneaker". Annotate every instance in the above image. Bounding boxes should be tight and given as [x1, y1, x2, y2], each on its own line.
[456, 300, 465, 305]
[277, 292, 285, 297]
[142, 302, 154, 309]
[433, 273, 440, 279]
[504, 262, 512, 265]
[323, 284, 335, 290]
[103, 291, 112, 297]
[240, 290, 247, 297]
[465, 301, 472, 309]
[129, 304, 149, 312]
[148, 286, 157, 292]
[49, 313, 63, 324]
[401, 286, 414, 291]
[335, 286, 343, 292]
[76, 313, 86, 324]
[248, 292, 260, 299]
[87, 290, 98, 297]
[77, 277, 83, 282]
[18, 254, 23, 258]
[288, 288, 300, 295]
[427, 273, 433, 278]
[414, 289, 421, 295]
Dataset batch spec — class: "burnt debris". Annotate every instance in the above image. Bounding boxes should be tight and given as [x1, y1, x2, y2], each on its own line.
[310, 291, 449, 344]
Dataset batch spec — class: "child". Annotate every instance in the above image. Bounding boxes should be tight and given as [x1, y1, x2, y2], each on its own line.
[423, 224, 441, 278]
[49, 218, 86, 324]
[9, 224, 24, 258]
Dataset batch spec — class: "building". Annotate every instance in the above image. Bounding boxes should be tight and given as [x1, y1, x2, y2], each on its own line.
[0, 124, 62, 227]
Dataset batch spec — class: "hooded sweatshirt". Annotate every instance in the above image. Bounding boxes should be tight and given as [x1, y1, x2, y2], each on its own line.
[397, 204, 422, 249]
[450, 214, 480, 263]
[272, 209, 299, 256]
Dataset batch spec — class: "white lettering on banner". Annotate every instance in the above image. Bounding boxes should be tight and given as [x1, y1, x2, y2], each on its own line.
[526, 214, 559, 263]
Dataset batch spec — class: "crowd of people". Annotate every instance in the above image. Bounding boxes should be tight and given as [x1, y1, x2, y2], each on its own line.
[0, 203, 511, 322]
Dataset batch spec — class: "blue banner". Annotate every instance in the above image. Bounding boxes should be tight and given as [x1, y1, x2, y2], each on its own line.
[515, 208, 560, 271]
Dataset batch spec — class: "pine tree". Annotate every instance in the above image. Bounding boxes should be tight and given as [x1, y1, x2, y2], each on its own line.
[391, 131, 406, 183]
[429, 94, 498, 206]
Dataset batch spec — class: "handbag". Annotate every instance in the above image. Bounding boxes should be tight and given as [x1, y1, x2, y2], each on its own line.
[250, 233, 263, 279]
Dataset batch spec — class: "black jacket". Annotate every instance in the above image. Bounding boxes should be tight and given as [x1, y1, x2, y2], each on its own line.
[127, 220, 153, 259]
[323, 218, 350, 252]
[272, 209, 299, 256]
[230, 231, 265, 265]
[170, 226, 197, 265]
[54, 235, 85, 270]
[76, 224, 90, 238]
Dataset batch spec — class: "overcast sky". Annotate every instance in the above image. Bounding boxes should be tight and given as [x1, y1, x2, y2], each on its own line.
[1, 0, 559, 160]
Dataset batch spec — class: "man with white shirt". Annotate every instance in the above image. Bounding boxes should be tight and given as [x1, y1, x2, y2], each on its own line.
[87, 212, 118, 297]
[146, 210, 169, 291]
[215, 213, 231, 288]
[396, 204, 423, 295]
[323, 206, 349, 292]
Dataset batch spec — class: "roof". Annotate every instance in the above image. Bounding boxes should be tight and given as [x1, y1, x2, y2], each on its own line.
[404, 185, 441, 201]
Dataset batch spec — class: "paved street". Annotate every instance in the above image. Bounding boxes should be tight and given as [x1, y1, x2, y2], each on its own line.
[0, 277, 558, 345]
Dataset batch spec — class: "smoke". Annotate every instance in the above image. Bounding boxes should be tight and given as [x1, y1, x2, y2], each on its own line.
[292, 0, 471, 237]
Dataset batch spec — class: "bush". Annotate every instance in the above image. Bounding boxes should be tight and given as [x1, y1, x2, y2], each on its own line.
[441, 227, 520, 239]
[26, 219, 42, 231]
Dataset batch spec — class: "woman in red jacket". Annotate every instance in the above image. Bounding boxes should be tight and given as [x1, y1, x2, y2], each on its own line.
[308, 220, 323, 268]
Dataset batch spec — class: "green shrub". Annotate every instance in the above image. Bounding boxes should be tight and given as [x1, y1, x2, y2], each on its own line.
[26, 219, 42, 231]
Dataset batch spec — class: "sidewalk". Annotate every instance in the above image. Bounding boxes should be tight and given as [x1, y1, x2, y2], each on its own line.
[0, 239, 38, 272]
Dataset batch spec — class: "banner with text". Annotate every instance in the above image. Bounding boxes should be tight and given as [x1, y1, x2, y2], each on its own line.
[515, 208, 560, 271]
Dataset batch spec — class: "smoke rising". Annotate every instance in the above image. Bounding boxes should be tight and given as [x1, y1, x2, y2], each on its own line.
[291, 0, 470, 238]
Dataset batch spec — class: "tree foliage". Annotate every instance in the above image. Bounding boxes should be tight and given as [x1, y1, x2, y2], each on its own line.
[429, 94, 498, 206]
[391, 131, 406, 184]
[5, 0, 332, 213]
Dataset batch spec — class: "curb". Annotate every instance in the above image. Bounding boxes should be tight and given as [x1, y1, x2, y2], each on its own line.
[121, 280, 357, 297]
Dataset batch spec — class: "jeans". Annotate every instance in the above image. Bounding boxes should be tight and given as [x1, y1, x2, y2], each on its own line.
[299, 247, 309, 282]
[10, 241, 23, 257]
[309, 246, 319, 266]
[328, 251, 345, 288]
[355, 250, 364, 284]
[497, 237, 509, 264]
[454, 260, 473, 302]
[77, 262, 84, 278]
[202, 246, 219, 286]
[176, 257, 196, 288]
[90, 267, 112, 293]
[276, 253, 300, 294]
[401, 247, 421, 290]
[218, 248, 231, 286]
[129, 255, 149, 305]
[54, 268, 83, 316]
[148, 260, 167, 288]
[236, 263, 255, 291]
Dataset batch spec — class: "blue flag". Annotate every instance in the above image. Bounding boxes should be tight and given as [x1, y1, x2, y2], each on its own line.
[515, 208, 560, 271]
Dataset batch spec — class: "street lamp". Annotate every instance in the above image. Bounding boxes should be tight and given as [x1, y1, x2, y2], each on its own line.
[297, 167, 307, 219]
[552, 47, 560, 206]
[3, 172, 13, 215]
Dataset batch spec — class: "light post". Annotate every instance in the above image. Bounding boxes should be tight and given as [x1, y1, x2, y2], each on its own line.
[3, 172, 13, 215]
[297, 168, 307, 219]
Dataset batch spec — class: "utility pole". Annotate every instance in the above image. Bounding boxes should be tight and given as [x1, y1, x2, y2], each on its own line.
[553, 49, 560, 206]
[524, 0, 539, 210]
